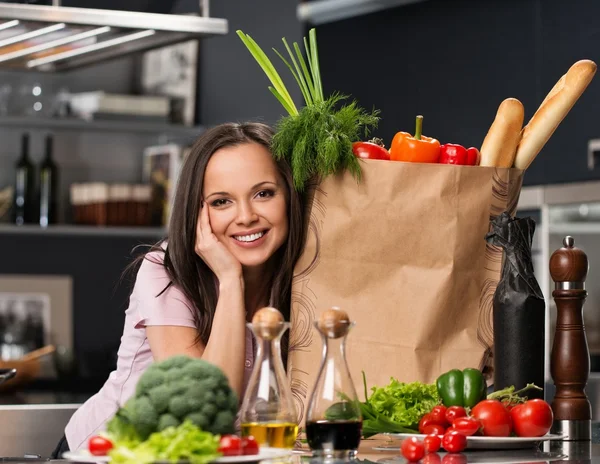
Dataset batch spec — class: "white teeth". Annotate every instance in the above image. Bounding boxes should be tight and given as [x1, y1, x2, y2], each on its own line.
[234, 231, 265, 242]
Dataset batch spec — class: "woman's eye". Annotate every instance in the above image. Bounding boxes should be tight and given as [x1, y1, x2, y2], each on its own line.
[210, 198, 229, 207]
[256, 189, 275, 199]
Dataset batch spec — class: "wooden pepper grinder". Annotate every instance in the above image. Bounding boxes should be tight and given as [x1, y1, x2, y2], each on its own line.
[549, 236, 592, 441]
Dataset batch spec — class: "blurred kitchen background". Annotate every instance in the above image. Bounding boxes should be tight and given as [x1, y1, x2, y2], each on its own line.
[0, 0, 599, 441]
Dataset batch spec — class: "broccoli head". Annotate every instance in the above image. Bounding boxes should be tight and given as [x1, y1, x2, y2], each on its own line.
[114, 356, 238, 440]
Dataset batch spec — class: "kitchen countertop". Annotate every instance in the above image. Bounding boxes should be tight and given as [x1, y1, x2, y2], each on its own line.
[4, 425, 600, 463]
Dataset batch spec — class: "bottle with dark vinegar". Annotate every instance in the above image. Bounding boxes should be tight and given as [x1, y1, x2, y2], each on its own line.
[13, 133, 35, 225]
[305, 307, 362, 458]
[39, 134, 59, 227]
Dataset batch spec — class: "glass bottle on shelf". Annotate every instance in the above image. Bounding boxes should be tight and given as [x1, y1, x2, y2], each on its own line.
[305, 307, 362, 458]
[239, 307, 298, 448]
[39, 134, 59, 227]
[12, 133, 35, 225]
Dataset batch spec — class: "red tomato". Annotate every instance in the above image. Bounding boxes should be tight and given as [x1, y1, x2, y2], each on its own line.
[441, 430, 467, 453]
[422, 453, 442, 464]
[471, 400, 512, 437]
[423, 434, 442, 453]
[441, 454, 468, 464]
[445, 406, 467, 425]
[510, 399, 554, 437]
[430, 405, 449, 427]
[423, 424, 447, 435]
[452, 417, 481, 436]
[400, 437, 425, 462]
[88, 436, 113, 456]
[352, 141, 390, 160]
[241, 436, 259, 455]
[419, 413, 435, 434]
[219, 435, 242, 456]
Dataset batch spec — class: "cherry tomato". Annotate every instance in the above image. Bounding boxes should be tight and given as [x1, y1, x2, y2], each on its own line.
[419, 413, 436, 434]
[241, 436, 260, 455]
[452, 416, 481, 436]
[510, 399, 553, 437]
[400, 437, 425, 462]
[441, 430, 467, 453]
[423, 424, 447, 435]
[423, 434, 442, 453]
[445, 406, 467, 425]
[429, 405, 449, 427]
[442, 454, 467, 464]
[352, 140, 390, 161]
[219, 435, 242, 456]
[422, 453, 442, 464]
[88, 436, 113, 456]
[471, 400, 512, 437]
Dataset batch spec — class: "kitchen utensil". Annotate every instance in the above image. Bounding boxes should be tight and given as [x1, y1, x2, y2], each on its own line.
[0, 368, 17, 385]
[0, 345, 55, 392]
[549, 235, 592, 440]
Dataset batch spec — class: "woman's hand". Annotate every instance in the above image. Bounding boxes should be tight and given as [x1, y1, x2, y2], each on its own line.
[195, 202, 242, 282]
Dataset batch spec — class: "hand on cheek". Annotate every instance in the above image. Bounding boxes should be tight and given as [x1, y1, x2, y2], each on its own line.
[194, 202, 242, 282]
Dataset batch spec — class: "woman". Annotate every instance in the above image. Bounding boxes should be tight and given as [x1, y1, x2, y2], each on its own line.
[54, 122, 306, 455]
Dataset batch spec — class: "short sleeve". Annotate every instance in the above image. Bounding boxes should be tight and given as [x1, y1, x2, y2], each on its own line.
[131, 252, 197, 329]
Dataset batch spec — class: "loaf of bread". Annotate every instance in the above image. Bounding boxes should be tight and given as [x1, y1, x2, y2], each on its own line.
[514, 59, 597, 170]
[479, 98, 524, 167]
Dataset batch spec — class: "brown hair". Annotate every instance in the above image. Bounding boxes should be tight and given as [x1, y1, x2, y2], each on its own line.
[129, 122, 305, 348]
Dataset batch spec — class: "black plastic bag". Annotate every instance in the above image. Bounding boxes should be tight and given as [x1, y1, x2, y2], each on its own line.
[485, 212, 545, 398]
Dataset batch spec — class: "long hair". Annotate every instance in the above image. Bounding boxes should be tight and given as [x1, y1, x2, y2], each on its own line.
[129, 122, 305, 348]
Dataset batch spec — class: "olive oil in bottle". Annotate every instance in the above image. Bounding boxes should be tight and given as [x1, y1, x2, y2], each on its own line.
[241, 422, 298, 449]
[39, 134, 58, 227]
[13, 133, 35, 225]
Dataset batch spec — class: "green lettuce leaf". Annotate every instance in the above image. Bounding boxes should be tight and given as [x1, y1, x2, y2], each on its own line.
[367, 378, 440, 430]
[109, 420, 220, 464]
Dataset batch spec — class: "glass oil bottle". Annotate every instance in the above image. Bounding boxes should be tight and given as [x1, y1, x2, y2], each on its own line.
[305, 307, 362, 458]
[239, 307, 298, 448]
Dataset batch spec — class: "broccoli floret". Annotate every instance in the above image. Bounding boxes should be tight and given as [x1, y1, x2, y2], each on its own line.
[108, 356, 239, 441]
[169, 395, 189, 418]
[129, 396, 159, 439]
[186, 411, 210, 429]
[147, 384, 171, 414]
[157, 413, 180, 431]
[211, 410, 236, 435]
[135, 368, 167, 396]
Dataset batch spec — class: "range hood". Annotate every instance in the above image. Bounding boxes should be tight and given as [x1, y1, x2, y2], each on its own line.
[0, 0, 227, 72]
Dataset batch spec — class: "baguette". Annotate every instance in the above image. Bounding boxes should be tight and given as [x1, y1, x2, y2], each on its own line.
[514, 59, 597, 170]
[479, 98, 524, 167]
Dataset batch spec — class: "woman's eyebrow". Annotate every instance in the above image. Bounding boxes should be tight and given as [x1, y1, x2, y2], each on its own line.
[205, 181, 278, 199]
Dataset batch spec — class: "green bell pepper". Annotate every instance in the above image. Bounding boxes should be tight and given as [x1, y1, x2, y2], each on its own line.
[436, 368, 486, 408]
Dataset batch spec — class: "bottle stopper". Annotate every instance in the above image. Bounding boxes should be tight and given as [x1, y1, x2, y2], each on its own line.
[252, 307, 284, 340]
[317, 307, 351, 339]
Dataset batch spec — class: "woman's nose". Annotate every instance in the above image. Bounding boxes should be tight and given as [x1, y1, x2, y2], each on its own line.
[236, 201, 258, 225]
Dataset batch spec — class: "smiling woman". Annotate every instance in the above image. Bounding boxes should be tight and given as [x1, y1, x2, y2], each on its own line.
[54, 123, 307, 456]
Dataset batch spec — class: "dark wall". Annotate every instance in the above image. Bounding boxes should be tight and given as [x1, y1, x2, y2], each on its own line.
[312, 0, 600, 186]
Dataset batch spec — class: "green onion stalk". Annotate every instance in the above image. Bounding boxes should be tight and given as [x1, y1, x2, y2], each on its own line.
[237, 28, 380, 192]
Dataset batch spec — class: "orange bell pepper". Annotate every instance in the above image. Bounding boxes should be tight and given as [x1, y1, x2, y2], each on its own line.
[390, 115, 441, 163]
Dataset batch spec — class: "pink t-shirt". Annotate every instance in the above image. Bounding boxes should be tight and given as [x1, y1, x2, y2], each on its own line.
[65, 251, 255, 451]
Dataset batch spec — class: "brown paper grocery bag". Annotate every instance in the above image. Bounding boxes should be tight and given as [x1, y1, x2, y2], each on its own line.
[288, 159, 523, 424]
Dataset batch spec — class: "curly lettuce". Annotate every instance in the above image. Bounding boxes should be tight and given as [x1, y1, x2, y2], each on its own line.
[367, 378, 440, 430]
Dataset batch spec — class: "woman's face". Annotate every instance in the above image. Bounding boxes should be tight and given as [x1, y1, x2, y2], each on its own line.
[202, 142, 289, 269]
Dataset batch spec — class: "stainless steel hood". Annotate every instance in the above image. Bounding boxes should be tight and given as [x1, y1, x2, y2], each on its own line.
[0, 0, 227, 72]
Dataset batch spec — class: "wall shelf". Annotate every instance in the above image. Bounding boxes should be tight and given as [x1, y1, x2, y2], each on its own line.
[0, 116, 205, 137]
[0, 224, 166, 237]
